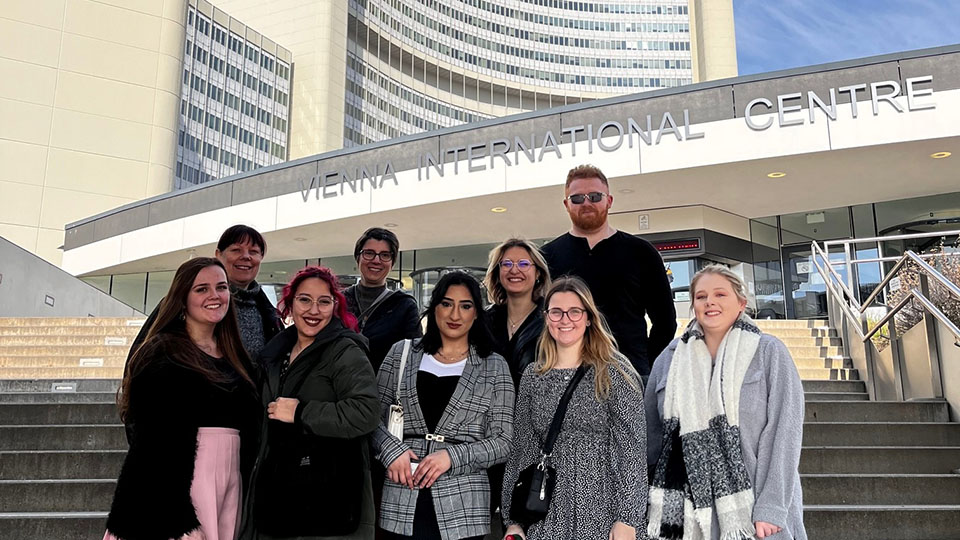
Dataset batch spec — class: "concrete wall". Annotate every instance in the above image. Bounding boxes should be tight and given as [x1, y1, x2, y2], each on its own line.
[935, 319, 960, 422]
[900, 321, 936, 400]
[0, 0, 186, 265]
[0, 236, 140, 317]
[688, 0, 738, 83]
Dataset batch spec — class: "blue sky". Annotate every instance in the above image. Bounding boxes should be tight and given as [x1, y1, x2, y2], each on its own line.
[734, 0, 960, 75]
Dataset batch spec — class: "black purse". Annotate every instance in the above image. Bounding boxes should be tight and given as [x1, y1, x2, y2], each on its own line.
[510, 365, 587, 528]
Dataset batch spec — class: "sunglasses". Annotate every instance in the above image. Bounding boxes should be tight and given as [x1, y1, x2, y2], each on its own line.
[565, 192, 607, 204]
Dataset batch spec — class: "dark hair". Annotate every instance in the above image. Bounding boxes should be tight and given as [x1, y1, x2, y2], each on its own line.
[419, 271, 493, 357]
[118, 258, 253, 421]
[565, 164, 609, 188]
[217, 225, 266, 255]
[277, 265, 358, 331]
[353, 227, 400, 263]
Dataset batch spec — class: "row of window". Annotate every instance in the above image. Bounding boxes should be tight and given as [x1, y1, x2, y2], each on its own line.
[187, 39, 289, 104]
[188, 8, 291, 81]
[355, 17, 690, 87]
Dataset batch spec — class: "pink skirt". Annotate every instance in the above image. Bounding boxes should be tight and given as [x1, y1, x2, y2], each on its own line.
[104, 427, 242, 540]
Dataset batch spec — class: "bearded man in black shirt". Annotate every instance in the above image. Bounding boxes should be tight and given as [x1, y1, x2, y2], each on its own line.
[540, 164, 677, 378]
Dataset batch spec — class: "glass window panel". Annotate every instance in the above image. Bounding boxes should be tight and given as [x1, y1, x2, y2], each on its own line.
[750, 217, 785, 319]
[145, 271, 175, 314]
[111, 273, 147, 313]
[82, 276, 111, 294]
[779, 206, 851, 244]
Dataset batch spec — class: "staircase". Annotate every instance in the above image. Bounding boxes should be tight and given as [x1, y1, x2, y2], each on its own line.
[0, 318, 140, 539]
[763, 319, 960, 540]
[1, 318, 959, 539]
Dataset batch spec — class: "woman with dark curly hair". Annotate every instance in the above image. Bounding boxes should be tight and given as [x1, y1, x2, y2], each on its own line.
[241, 266, 381, 540]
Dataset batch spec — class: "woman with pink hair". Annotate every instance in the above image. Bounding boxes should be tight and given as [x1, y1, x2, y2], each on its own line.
[240, 266, 380, 540]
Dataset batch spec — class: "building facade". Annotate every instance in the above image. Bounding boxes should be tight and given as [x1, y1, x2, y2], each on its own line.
[61, 46, 960, 321]
[176, 0, 292, 189]
[0, 0, 291, 263]
[212, 0, 737, 155]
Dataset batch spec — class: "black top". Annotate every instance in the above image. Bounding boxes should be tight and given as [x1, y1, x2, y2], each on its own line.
[487, 301, 544, 389]
[344, 286, 423, 372]
[194, 353, 258, 431]
[356, 283, 387, 314]
[106, 336, 259, 540]
[416, 371, 460, 432]
[540, 231, 677, 376]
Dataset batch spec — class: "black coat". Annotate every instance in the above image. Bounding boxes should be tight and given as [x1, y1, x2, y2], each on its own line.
[105, 335, 260, 540]
[486, 302, 544, 390]
[343, 286, 422, 373]
[240, 320, 381, 539]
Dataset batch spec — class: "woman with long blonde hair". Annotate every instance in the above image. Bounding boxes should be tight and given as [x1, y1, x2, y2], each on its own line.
[501, 276, 647, 540]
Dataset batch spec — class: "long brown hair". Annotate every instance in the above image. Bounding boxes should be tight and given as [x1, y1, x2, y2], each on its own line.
[536, 276, 638, 400]
[118, 257, 254, 421]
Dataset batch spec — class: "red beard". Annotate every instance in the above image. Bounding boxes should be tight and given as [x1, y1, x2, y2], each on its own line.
[570, 207, 607, 231]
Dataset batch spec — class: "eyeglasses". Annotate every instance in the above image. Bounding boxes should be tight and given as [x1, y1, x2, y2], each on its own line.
[500, 259, 533, 270]
[359, 249, 394, 262]
[545, 307, 586, 322]
[294, 295, 336, 310]
[565, 192, 608, 205]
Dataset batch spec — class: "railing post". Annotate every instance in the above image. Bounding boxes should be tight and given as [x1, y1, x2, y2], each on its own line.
[888, 310, 906, 401]
[919, 274, 945, 399]
[876, 239, 886, 305]
[844, 243, 856, 299]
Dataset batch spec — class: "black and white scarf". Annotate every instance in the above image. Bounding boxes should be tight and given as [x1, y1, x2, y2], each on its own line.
[648, 313, 762, 540]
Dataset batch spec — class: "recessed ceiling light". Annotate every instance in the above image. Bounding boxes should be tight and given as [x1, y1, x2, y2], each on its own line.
[384, 222, 399, 228]
[491, 207, 507, 213]
[930, 151, 952, 159]
[619, 188, 635, 194]
[293, 237, 307, 241]
[767, 172, 787, 178]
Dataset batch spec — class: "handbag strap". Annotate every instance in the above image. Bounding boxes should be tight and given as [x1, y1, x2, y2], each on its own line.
[541, 365, 587, 457]
[394, 339, 412, 404]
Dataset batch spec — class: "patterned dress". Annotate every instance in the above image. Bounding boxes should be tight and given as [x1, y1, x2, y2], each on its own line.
[502, 363, 649, 539]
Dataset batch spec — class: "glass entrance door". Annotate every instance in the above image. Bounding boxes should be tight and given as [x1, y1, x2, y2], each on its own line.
[782, 244, 848, 319]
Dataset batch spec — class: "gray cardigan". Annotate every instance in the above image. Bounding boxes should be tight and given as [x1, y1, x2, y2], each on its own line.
[644, 334, 807, 540]
[373, 339, 515, 540]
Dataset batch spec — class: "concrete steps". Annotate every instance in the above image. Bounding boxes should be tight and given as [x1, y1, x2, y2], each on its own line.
[801, 446, 960, 474]
[803, 506, 960, 540]
[0, 375, 122, 538]
[0, 450, 125, 480]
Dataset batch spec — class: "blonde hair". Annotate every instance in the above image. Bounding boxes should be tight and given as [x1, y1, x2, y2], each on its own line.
[690, 264, 749, 304]
[536, 276, 638, 400]
[484, 238, 552, 304]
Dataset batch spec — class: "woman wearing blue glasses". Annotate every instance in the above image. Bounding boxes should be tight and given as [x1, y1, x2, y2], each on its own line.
[484, 238, 553, 388]
[483, 238, 553, 534]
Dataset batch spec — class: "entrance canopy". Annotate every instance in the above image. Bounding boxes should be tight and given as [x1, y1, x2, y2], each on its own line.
[62, 45, 960, 276]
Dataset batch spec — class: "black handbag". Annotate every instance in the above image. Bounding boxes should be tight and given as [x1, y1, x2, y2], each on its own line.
[510, 365, 587, 528]
[254, 344, 365, 537]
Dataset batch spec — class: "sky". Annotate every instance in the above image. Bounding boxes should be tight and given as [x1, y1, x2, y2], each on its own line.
[734, 0, 960, 75]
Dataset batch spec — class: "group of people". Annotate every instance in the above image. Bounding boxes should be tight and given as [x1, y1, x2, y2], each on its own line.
[103, 164, 806, 540]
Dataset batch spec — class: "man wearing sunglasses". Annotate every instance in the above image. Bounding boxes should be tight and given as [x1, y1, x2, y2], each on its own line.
[540, 164, 677, 379]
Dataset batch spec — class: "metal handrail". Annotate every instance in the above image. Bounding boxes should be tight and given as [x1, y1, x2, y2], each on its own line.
[811, 241, 863, 310]
[814, 242, 960, 345]
[822, 229, 960, 246]
[860, 251, 960, 311]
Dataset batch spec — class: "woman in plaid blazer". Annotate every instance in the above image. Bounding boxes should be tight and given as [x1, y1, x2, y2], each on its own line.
[373, 272, 516, 540]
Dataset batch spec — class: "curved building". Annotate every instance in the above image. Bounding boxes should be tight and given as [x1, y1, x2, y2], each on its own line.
[61, 45, 960, 321]
[212, 0, 736, 155]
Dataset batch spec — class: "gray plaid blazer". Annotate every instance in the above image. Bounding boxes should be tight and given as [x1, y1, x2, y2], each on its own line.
[372, 339, 515, 540]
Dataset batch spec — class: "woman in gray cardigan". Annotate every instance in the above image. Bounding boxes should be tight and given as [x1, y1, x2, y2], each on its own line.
[373, 272, 515, 540]
[645, 265, 806, 540]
